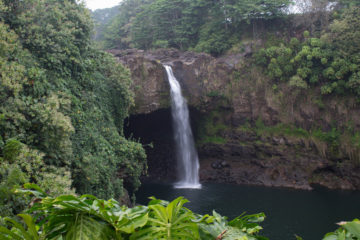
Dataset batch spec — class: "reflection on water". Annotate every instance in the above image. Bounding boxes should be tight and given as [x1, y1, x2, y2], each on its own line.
[136, 182, 360, 240]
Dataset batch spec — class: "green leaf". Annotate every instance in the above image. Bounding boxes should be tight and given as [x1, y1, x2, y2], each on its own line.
[341, 220, 360, 238]
[3, 217, 32, 240]
[131, 197, 199, 240]
[295, 234, 303, 240]
[0, 225, 23, 240]
[64, 213, 115, 240]
[115, 209, 149, 234]
[15, 183, 48, 198]
[18, 214, 39, 239]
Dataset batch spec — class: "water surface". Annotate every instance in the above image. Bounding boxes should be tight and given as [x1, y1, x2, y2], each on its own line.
[136, 182, 360, 240]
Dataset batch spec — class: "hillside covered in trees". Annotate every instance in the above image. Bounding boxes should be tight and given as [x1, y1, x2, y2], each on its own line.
[0, 0, 146, 217]
[94, 0, 357, 54]
[96, 0, 293, 54]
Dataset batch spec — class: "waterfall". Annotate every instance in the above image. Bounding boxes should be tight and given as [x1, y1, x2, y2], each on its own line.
[164, 65, 201, 189]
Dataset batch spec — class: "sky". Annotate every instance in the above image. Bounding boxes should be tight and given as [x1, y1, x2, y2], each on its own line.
[83, 0, 121, 11]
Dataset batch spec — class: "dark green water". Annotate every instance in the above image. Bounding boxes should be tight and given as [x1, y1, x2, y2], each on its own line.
[136, 182, 360, 240]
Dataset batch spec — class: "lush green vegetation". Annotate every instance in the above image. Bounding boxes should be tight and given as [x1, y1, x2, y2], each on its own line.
[255, 7, 360, 97]
[0, 184, 267, 240]
[97, 0, 291, 55]
[95, 0, 360, 56]
[1, 184, 359, 240]
[91, 6, 120, 48]
[197, 110, 229, 145]
[0, 0, 146, 218]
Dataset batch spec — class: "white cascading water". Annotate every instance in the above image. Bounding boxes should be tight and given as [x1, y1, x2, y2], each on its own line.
[164, 65, 201, 189]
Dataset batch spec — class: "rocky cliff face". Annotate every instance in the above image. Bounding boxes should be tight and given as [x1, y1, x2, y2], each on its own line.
[109, 48, 235, 113]
[110, 48, 360, 190]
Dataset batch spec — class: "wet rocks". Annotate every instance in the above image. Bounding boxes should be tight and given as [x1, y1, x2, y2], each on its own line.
[211, 160, 230, 169]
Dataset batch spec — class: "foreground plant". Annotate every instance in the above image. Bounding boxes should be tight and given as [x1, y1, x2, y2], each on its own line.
[0, 213, 42, 240]
[130, 197, 199, 239]
[0, 184, 267, 240]
[323, 219, 360, 240]
[198, 211, 267, 240]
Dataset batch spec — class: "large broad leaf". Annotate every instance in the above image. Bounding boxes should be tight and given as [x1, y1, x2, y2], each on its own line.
[322, 220, 360, 240]
[199, 211, 267, 240]
[229, 212, 265, 235]
[198, 211, 228, 239]
[48, 213, 116, 240]
[222, 226, 257, 240]
[22, 186, 148, 238]
[89, 199, 149, 234]
[341, 220, 360, 238]
[114, 207, 149, 234]
[322, 230, 346, 240]
[130, 197, 199, 240]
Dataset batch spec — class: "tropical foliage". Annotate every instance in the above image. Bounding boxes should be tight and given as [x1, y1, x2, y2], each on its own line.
[0, 184, 358, 240]
[255, 7, 360, 97]
[0, 184, 267, 240]
[323, 219, 360, 240]
[0, 0, 146, 218]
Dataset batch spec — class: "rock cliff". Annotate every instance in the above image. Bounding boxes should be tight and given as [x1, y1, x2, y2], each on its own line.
[110, 48, 360, 190]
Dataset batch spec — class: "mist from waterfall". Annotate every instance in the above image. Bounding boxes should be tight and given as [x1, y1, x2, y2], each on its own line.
[164, 65, 201, 189]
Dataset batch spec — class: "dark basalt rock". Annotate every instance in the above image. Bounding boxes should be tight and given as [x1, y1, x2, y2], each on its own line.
[112, 48, 360, 191]
[199, 143, 225, 158]
[198, 134, 359, 190]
